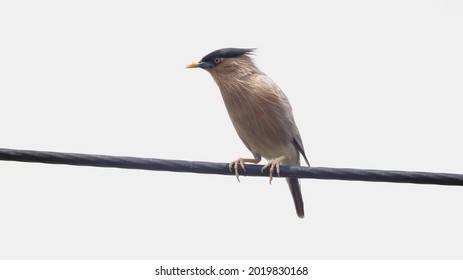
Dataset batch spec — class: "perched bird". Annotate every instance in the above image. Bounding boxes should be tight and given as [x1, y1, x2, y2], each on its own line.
[186, 48, 310, 218]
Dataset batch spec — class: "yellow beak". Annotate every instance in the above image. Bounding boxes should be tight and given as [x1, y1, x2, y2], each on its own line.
[185, 62, 200, 68]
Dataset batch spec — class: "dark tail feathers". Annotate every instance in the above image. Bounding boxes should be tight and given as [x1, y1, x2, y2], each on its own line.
[286, 177, 305, 218]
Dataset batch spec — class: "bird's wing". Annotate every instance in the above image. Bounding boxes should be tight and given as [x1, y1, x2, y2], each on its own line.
[264, 76, 310, 166]
[293, 136, 310, 167]
[256, 74, 310, 166]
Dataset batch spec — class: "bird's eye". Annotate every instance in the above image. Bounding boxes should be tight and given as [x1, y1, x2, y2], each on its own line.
[214, 58, 222, 64]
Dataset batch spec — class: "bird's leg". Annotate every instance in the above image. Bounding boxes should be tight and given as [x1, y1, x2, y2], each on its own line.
[261, 155, 287, 184]
[229, 156, 261, 182]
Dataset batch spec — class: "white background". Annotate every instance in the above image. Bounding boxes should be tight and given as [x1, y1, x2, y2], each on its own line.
[1, 0, 463, 259]
[1, 260, 463, 280]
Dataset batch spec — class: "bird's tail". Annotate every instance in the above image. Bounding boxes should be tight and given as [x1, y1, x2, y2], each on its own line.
[286, 177, 305, 218]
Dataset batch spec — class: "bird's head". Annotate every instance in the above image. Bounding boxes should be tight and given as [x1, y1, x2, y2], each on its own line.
[186, 48, 256, 74]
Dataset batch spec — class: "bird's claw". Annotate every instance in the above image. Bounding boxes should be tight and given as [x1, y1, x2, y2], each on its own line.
[229, 158, 246, 182]
[261, 156, 286, 184]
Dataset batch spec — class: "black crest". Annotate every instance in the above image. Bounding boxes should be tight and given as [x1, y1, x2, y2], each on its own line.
[201, 48, 255, 64]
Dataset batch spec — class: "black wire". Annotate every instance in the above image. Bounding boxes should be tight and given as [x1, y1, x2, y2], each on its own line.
[1, 147, 462, 186]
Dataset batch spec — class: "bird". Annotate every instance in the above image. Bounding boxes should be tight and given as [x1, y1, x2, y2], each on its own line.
[186, 48, 310, 218]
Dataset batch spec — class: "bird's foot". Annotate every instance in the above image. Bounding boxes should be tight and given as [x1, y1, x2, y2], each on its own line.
[229, 157, 261, 182]
[229, 158, 246, 182]
[261, 155, 287, 184]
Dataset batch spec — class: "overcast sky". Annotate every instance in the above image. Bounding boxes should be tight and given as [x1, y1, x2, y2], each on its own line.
[1, 0, 463, 259]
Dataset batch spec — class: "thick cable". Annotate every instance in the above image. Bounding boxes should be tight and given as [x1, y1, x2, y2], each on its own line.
[1, 148, 462, 186]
